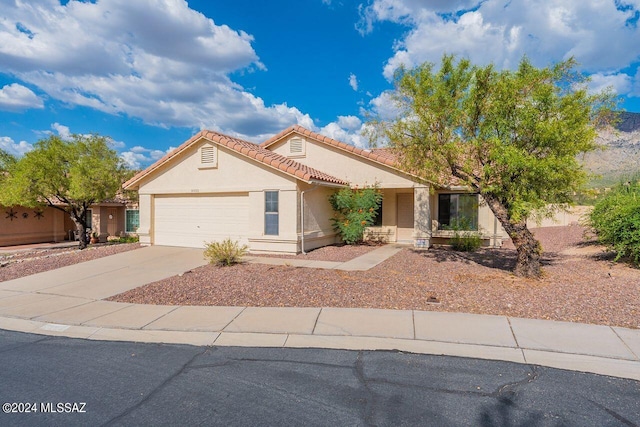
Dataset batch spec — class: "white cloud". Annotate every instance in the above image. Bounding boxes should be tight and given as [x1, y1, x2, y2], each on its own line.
[365, 91, 401, 121]
[587, 72, 633, 95]
[0, 136, 33, 156]
[337, 115, 362, 130]
[349, 73, 359, 91]
[120, 145, 171, 169]
[0, 0, 313, 139]
[107, 138, 126, 149]
[359, 0, 640, 89]
[630, 67, 640, 98]
[0, 83, 44, 112]
[320, 122, 369, 149]
[51, 122, 71, 140]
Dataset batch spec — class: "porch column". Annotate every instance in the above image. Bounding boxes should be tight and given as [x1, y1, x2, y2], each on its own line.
[413, 185, 431, 248]
[137, 194, 152, 246]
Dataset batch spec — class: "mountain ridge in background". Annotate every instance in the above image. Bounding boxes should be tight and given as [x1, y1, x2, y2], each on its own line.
[582, 111, 640, 187]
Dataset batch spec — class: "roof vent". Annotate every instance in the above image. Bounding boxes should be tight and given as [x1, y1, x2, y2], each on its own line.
[289, 138, 305, 156]
[200, 144, 217, 168]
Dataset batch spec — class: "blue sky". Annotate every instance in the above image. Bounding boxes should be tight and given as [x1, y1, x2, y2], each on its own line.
[1, 0, 640, 169]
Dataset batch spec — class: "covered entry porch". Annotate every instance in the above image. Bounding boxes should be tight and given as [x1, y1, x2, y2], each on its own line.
[364, 185, 431, 247]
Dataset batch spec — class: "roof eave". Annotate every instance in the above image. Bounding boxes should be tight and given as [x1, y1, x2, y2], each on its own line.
[307, 179, 348, 188]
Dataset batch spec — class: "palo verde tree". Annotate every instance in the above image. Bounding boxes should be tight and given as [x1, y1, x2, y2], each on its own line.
[371, 55, 615, 277]
[0, 134, 125, 249]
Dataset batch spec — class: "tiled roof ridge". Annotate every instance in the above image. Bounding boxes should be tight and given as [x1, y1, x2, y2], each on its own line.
[260, 125, 400, 168]
[124, 129, 347, 189]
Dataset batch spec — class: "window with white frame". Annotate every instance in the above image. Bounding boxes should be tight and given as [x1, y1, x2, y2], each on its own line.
[264, 191, 279, 235]
[438, 194, 478, 230]
[125, 209, 140, 233]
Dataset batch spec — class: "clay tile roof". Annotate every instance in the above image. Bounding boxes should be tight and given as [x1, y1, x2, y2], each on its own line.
[124, 129, 347, 190]
[260, 125, 402, 170]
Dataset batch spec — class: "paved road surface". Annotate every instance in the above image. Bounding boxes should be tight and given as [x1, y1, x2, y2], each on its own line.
[0, 329, 638, 426]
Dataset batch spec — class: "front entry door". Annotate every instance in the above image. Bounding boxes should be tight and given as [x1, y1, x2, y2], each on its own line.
[107, 208, 118, 236]
[396, 193, 414, 242]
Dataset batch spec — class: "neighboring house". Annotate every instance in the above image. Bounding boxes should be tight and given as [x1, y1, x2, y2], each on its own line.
[0, 198, 139, 247]
[123, 125, 506, 253]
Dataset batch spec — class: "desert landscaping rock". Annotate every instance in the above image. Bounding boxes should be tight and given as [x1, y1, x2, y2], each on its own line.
[0, 243, 141, 282]
[110, 226, 639, 329]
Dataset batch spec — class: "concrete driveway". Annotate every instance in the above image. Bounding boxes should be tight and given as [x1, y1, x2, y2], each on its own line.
[0, 246, 207, 300]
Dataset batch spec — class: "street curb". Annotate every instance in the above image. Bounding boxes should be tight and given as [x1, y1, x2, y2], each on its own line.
[1, 314, 638, 382]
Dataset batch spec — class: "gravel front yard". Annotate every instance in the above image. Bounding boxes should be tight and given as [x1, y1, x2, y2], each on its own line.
[0, 243, 141, 282]
[110, 226, 640, 329]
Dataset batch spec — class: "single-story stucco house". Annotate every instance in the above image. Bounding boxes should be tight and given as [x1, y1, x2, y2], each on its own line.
[123, 125, 507, 253]
[0, 199, 139, 247]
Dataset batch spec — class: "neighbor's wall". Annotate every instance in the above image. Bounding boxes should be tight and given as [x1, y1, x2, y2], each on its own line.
[0, 206, 69, 246]
[526, 206, 592, 229]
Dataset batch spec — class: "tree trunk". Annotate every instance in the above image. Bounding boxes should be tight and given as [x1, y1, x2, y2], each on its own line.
[72, 218, 89, 250]
[483, 194, 542, 278]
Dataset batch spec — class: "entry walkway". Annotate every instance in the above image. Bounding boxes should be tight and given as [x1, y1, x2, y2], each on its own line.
[0, 246, 638, 382]
[245, 244, 405, 271]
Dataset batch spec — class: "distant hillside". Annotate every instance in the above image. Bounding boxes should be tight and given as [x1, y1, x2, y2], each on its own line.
[616, 112, 640, 133]
[582, 112, 640, 186]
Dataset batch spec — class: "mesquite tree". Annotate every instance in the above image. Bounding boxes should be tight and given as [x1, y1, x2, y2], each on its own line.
[372, 55, 614, 277]
[0, 134, 125, 249]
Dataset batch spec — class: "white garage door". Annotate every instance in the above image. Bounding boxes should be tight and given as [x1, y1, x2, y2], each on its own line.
[154, 194, 249, 248]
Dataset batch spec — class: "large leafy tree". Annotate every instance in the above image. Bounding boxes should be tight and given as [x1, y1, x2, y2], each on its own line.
[0, 134, 125, 249]
[0, 148, 15, 172]
[373, 55, 615, 277]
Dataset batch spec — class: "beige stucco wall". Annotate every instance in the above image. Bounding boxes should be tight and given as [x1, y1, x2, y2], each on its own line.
[269, 137, 417, 188]
[526, 205, 591, 228]
[136, 141, 297, 195]
[0, 206, 69, 246]
[298, 183, 339, 252]
[135, 138, 305, 252]
[247, 188, 300, 253]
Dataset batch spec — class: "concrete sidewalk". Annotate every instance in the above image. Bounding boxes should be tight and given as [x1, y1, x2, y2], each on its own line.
[0, 245, 638, 382]
[245, 244, 405, 271]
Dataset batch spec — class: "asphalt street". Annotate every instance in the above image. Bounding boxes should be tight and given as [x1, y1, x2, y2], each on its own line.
[0, 329, 638, 426]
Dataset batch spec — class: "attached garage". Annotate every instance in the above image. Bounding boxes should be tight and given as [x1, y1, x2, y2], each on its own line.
[153, 193, 249, 248]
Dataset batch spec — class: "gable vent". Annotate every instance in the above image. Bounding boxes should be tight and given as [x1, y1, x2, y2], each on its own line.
[200, 145, 217, 167]
[289, 138, 304, 156]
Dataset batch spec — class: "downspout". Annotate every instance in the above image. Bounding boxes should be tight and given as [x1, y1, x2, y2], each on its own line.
[493, 216, 498, 248]
[300, 184, 319, 254]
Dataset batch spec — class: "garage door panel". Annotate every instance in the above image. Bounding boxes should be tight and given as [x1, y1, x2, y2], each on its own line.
[154, 195, 249, 248]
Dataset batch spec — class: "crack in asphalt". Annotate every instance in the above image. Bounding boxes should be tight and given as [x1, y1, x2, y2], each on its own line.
[220, 356, 355, 371]
[354, 351, 377, 426]
[492, 365, 539, 399]
[102, 346, 210, 426]
[360, 367, 539, 400]
[0, 333, 56, 355]
[587, 398, 639, 427]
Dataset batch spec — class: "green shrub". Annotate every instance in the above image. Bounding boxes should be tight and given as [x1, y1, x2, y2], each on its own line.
[329, 185, 383, 245]
[204, 238, 249, 266]
[445, 219, 483, 252]
[589, 180, 640, 265]
[113, 235, 139, 243]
